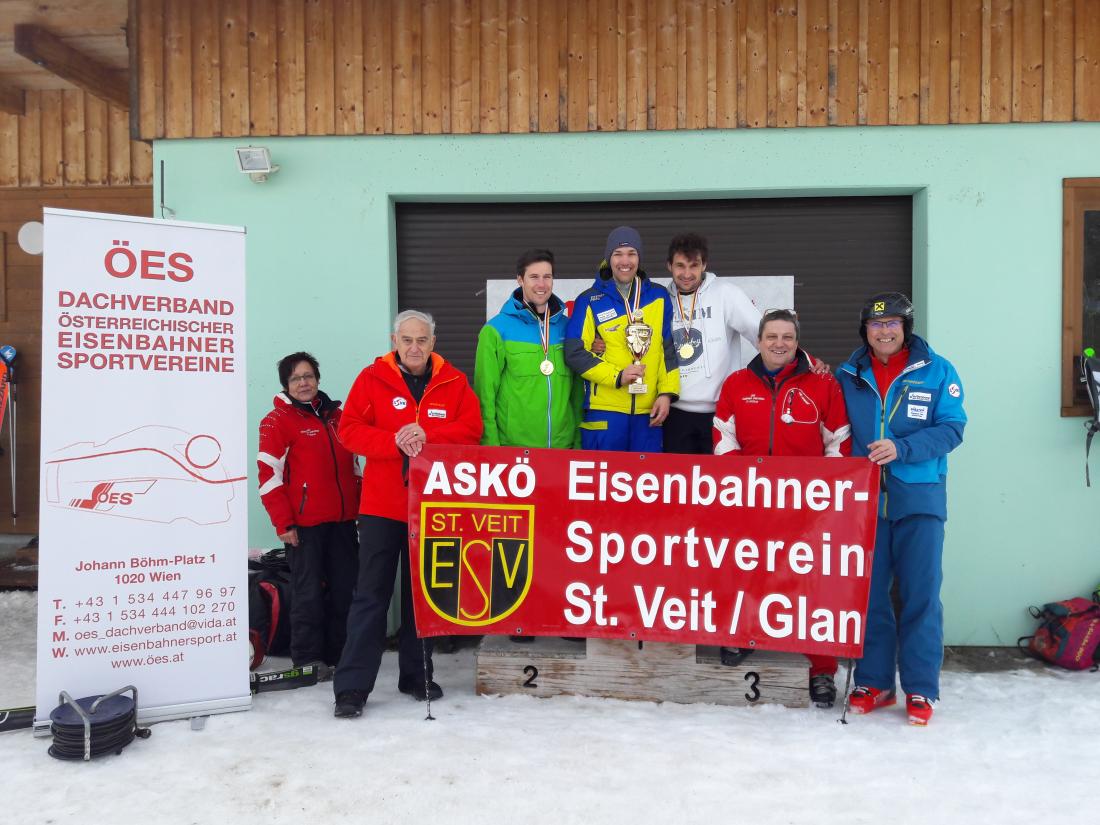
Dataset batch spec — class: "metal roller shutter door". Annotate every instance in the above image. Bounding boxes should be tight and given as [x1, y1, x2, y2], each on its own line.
[396, 196, 911, 378]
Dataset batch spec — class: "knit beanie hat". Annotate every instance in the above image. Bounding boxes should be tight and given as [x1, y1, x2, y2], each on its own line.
[603, 226, 643, 263]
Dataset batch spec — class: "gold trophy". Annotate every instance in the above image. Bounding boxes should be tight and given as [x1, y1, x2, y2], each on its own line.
[624, 310, 653, 395]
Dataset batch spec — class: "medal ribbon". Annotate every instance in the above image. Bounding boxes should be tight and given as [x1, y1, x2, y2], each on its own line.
[620, 277, 642, 320]
[676, 289, 698, 336]
[528, 301, 551, 361]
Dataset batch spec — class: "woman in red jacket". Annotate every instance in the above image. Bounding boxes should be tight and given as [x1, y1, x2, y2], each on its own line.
[258, 352, 360, 668]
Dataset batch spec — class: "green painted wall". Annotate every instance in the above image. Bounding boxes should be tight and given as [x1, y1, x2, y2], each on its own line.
[155, 123, 1100, 645]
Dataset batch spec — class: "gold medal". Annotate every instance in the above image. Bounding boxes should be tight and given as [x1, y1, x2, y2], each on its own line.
[527, 299, 556, 378]
[675, 289, 698, 363]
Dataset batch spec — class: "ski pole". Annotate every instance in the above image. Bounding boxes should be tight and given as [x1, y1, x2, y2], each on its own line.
[837, 657, 855, 725]
[8, 366, 15, 525]
[0, 345, 16, 525]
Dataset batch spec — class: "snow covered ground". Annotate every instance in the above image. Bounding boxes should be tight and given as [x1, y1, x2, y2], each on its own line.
[2, 588, 1097, 825]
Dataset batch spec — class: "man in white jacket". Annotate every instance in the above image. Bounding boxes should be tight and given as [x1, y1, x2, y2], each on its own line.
[663, 233, 761, 454]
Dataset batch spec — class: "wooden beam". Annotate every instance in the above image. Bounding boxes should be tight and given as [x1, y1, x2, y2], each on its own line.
[13, 24, 130, 110]
[0, 85, 26, 116]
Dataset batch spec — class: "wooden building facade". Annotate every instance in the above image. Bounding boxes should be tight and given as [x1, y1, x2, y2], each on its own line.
[128, 0, 1100, 142]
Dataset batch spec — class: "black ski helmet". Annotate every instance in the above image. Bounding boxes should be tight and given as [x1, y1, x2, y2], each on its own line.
[859, 292, 914, 343]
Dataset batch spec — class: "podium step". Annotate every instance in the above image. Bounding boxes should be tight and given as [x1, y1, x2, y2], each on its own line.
[476, 636, 809, 707]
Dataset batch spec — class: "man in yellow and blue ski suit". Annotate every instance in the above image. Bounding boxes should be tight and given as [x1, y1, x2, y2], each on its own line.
[564, 226, 680, 452]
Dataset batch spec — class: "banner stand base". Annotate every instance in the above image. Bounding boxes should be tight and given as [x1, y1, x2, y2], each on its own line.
[33, 694, 251, 737]
[476, 636, 809, 707]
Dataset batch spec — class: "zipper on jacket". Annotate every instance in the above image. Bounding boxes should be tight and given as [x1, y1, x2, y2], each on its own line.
[862, 359, 927, 520]
[298, 482, 309, 515]
[322, 413, 347, 522]
[768, 386, 777, 455]
[404, 373, 460, 482]
[544, 309, 560, 448]
[851, 367, 891, 519]
[545, 373, 553, 448]
[766, 373, 794, 456]
[874, 377, 894, 519]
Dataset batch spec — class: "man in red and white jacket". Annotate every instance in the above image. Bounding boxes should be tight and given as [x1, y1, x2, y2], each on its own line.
[332, 310, 482, 719]
[713, 308, 851, 708]
[258, 352, 361, 668]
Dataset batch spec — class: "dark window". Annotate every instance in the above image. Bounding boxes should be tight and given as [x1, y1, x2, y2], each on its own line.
[1062, 180, 1100, 416]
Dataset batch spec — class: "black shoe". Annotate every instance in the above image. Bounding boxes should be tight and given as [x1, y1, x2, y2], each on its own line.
[509, 635, 535, 643]
[398, 676, 443, 701]
[720, 647, 753, 667]
[810, 673, 837, 708]
[334, 690, 367, 718]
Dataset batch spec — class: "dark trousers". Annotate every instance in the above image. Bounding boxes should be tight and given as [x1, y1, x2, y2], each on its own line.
[662, 406, 716, 455]
[286, 520, 358, 666]
[334, 515, 433, 696]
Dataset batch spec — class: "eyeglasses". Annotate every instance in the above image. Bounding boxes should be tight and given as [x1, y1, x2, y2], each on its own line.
[762, 308, 797, 318]
[288, 373, 317, 384]
[866, 319, 902, 331]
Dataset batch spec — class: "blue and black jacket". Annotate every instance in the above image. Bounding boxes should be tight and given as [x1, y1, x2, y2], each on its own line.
[836, 334, 966, 520]
[563, 267, 680, 416]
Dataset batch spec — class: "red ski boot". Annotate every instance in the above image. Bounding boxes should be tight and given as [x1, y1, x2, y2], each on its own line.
[906, 694, 934, 726]
[848, 685, 896, 715]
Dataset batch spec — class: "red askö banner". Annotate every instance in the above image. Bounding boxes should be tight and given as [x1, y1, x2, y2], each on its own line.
[408, 444, 879, 659]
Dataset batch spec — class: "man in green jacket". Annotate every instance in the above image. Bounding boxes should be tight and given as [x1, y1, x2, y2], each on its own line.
[475, 248, 582, 450]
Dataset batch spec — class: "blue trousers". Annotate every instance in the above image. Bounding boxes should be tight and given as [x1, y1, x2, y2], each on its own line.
[580, 409, 664, 452]
[855, 514, 945, 700]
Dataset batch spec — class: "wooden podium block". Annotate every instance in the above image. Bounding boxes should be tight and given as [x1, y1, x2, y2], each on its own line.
[476, 636, 809, 708]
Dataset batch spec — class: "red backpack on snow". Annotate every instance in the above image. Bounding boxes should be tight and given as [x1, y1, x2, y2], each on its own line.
[1018, 594, 1100, 671]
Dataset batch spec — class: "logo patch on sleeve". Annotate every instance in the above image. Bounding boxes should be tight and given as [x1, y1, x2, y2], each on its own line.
[948, 383, 961, 397]
[392, 397, 408, 410]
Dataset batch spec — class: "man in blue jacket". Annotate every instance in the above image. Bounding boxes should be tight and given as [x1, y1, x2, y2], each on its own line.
[836, 293, 966, 726]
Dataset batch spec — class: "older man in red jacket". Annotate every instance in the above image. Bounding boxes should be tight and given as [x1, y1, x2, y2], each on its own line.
[332, 310, 482, 719]
[713, 308, 851, 708]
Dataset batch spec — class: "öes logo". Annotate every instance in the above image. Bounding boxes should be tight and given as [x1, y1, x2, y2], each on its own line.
[72, 482, 134, 510]
[104, 240, 194, 283]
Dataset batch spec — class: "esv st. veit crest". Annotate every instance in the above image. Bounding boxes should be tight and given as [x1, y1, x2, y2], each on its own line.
[419, 503, 533, 627]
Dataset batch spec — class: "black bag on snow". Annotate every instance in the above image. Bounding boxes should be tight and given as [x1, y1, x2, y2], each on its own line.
[248, 548, 293, 670]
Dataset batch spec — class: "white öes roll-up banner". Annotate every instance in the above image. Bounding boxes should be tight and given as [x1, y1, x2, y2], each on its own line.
[36, 209, 250, 729]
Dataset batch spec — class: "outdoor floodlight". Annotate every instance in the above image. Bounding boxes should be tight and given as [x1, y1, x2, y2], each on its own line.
[235, 146, 279, 183]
